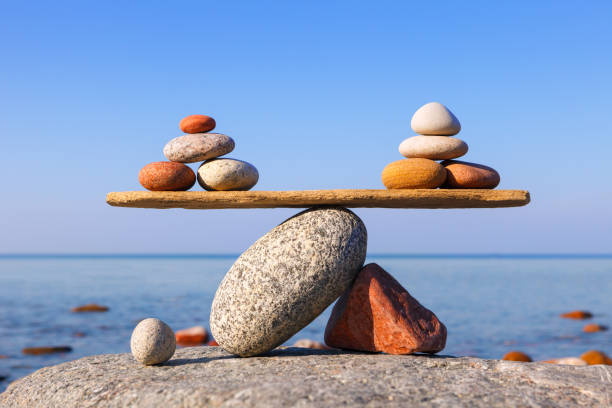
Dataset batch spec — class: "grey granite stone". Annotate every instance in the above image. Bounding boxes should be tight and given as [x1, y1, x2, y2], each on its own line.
[210, 207, 367, 357]
[1, 347, 610, 407]
[130, 318, 176, 365]
[163, 133, 235, 163]
[197, 158, 259, 191]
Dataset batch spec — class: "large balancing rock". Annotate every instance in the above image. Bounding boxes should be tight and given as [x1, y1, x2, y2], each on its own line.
[211, 207, 367, 357]
[325, 263, 447, 354]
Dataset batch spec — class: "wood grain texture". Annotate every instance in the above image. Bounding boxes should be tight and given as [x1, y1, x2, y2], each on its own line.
[106, 189, 530, 209]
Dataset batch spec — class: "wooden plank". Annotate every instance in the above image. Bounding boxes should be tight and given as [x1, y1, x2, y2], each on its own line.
[106, 189, 530, 209]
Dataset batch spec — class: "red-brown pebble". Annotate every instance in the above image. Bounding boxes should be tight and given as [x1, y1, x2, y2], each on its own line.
[207, 339, 219, 346]
[583, 323, 608, 333]
[71, 304, 109, 313]
[175, 326, 209, 347]
[502, 351, 532, 362]
[22, 346, 72, 355]
[179, 114, 216, 134]
[138, 162, 195, 191]
[441, 160, 500, 189]
[560, 310, 593, 319]
[580, 350, 612, 365]
[324, 263, 447, 355]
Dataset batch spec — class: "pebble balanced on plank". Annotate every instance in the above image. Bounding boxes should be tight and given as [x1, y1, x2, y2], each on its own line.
[383, 102, 501, 190]
[138, 114, 259, 192]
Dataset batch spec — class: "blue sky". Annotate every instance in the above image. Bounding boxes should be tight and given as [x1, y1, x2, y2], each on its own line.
[1, 1, 611, 254]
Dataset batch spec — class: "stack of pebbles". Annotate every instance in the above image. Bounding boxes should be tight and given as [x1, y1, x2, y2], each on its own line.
[138, 114, 259, 192]
[381, 102, 500, 189]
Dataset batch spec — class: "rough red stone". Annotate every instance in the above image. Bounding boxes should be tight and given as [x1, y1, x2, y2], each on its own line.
[176, 326, 209, 347]
[70, 304, 109, 313]
[324, 263, 446, 354]
[560, 310, 593, 319]
[138, 161, 196, 191]
[179, 114, 216, 134]
[583, 323, 608, 333]
[207, 339, 219, 346]
[502, 351, 532, 362]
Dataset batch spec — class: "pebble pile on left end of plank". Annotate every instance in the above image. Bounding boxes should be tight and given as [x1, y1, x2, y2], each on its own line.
[138, 114, 259, 191]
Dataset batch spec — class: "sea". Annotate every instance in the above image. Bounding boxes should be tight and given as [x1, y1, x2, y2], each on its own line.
[1, 254, 611, 392]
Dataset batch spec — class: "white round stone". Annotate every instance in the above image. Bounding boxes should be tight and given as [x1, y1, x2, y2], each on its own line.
[398, 135, 468, 160]
[130, 318, 176, 365]
[197, 158, 259, 191]
[411, 102, 461, 136]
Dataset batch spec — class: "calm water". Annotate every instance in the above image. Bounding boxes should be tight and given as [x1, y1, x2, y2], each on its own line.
[1, 255, 611, 391]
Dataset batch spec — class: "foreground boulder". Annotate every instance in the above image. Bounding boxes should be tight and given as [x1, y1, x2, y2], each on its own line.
[210, 207, 367, 357]
[1, 347, 609, 407]
[324, 263, 446, 354]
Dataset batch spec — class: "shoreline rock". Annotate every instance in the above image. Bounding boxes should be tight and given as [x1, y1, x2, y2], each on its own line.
[2, 347, 610, 407]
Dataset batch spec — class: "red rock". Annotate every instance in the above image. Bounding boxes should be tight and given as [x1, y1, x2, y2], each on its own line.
[580, 350, 612, 365]
[293, 339, 331, 350]
[324, 263, 446, 354]
[207, 339, 219, 346]
[441, 160, 500, 189]
[560, 310, 593, 319]
[502, 351, 532, 362]
[0, 355, 8, 359]
[179, 114, 216, 134]
[22, 346, 72, 355]
[71, 304, 109, 313]
[583, 323, 608, 333]
[175, 326, 209, 346]
[138, 161, 196, 191]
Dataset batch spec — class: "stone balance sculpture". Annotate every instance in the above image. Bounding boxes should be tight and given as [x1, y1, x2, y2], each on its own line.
[107, 103, 530, 363]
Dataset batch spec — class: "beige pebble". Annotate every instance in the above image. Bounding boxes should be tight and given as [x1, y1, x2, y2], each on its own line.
[130, 318, 176, 365]
[197, 158, 259, 191]
[399, 136, 468, 160]
[411, 102, 461, 136]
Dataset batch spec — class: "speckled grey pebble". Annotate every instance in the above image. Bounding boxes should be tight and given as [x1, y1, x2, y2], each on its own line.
[163, 133, 235, 163]
[210, 207, 367, 357]
[130, 318, 176, 365]
[197, 158, 259, 191]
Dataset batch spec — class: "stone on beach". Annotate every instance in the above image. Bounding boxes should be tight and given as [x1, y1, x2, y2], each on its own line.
[502, 351, 532, 362]
[22, 346, 72, 355]
[441, 160, 500, 189]
[580, 350, 612, 365]
[175, 326, 209, 346]
[381, 158, 447, 189]
[179, 114, 216, 134]
[541, 357, 587, 366]
[293, 339, 331, 350]
[583, 323, 608, 333]
[210, 207, 367, 357]
[130, 318, 176, 365]
[324, 263, 446, 355]
[138, 161, 196, 191]
[70, 304, 108, 313]
[197, 158, 259, 191]
[411, 102, 461, 136]
[163, 133, 235, 163]
[399, 135, 468, 160]
[560, 310, 593, 319]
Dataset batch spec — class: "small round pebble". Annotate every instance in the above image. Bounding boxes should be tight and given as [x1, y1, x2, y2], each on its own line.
[179, 114, 216, 134]
[164, 133, 235, 163]
[197, 158, 259, 191]
[138, 162, 196, 191]
[441, 160, 500, 189]
[399, 135, 468, 160]
[130, 318, 176, 365]
[411, 102, 461, 136]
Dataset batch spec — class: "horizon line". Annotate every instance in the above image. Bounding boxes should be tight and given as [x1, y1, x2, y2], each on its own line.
[1, 253, 612, 259]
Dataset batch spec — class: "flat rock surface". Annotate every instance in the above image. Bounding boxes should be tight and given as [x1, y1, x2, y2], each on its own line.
[106, 189, 530, 209]
[2, 347, 610, 407]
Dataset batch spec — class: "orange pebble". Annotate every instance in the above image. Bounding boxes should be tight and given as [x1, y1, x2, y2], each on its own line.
[179, 114, 216, 134]
[502, 351, 532, 362]
[580, 350, 612, 365]
[583, 323, 608, 333]
[560, 310, 593, 319]
[175, 326, 209, 346]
